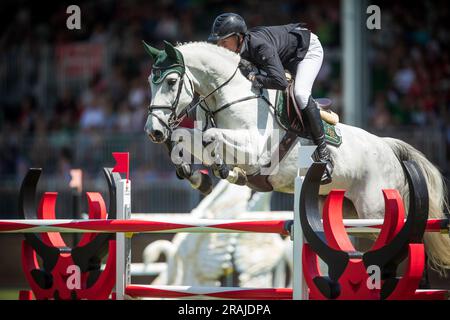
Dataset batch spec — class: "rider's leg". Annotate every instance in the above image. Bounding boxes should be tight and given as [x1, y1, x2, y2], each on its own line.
[294, 33, 333, 184]
[293, 33, 323, 108]
[302, 97, 333, 184]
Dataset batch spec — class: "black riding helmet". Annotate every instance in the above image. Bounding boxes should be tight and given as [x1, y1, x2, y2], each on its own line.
[208, 13, 247, 44]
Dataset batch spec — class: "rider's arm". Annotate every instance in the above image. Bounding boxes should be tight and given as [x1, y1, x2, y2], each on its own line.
[253, 42, 289, 90]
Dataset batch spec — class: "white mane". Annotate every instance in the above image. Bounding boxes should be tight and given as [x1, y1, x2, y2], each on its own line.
[177, 41, 240, 63]
[176, 42, 240, 78]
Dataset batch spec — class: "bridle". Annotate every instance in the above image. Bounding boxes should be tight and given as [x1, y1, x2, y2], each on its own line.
[148, 62, 242, 134]
[147, 63, 194, 133]
[147, 60, 277, 135]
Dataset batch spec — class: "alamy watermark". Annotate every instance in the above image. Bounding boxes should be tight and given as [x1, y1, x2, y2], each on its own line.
[367, 5, 381, 30]
[66, 265, 81, 290]
[66, 5, 81, 30]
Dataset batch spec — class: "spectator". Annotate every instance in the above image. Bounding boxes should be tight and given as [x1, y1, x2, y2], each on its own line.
[79, 95, 108, 130]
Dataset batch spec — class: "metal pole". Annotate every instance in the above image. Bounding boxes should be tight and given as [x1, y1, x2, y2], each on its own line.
[292, 145, 315, 300]
[71, 187, 81, 245]
[342, 0, 369, 127]
[293, 173, 307, 300]
[115, 179, 131, 300]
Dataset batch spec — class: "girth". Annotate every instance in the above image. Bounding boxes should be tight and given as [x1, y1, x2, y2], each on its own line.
[246, 131, 298, 192]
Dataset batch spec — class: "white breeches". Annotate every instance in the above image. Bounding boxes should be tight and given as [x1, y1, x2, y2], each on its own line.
[294, 33, 324, 109]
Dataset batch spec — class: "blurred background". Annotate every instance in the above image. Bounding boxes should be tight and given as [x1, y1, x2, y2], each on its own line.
[0, 0, 449, 295]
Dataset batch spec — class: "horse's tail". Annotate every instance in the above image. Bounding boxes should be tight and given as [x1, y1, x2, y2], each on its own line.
[384, 137, 450, 275]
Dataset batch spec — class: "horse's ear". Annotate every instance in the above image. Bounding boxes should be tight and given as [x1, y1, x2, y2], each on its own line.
[163, 40, 182, 62]
[142, 41, 161, 61]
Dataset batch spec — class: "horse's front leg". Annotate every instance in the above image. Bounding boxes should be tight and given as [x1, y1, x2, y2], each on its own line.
[202, 128, 258, 186]
[164, 139, 213, 195]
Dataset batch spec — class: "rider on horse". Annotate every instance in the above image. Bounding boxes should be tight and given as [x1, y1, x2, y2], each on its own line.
[207, 13, 333, 184]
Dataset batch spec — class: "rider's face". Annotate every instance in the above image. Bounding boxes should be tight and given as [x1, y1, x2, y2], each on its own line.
[218, 35, 241, 53]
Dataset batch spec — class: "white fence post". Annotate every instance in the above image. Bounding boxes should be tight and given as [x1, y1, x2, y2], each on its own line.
[115, 179, 131, 300]
[292, 145, 315, 300]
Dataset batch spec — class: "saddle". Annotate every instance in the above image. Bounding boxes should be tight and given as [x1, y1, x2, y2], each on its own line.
[283, 79, 339, 135]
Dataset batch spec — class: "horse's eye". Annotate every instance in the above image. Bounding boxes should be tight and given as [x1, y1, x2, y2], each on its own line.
[167, 78, 177, 87]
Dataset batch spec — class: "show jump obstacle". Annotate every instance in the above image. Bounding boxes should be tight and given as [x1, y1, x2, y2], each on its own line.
[0, 151, 449, 300]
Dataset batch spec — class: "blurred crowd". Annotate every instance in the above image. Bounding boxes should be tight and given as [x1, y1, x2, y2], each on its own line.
[0, 0, 448, 178]
[369, 1, 449, 129]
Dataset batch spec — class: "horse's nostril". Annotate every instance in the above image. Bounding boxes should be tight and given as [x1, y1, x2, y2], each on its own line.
[147, 128, 165, 142]
[153, 130, 164, 140]
[148, 130, 165, 142]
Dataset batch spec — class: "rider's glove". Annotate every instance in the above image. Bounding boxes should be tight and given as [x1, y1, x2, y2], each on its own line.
[248, 72, 263, 89]
[239, 58, 262, 89]
[239, 58, 258, 78]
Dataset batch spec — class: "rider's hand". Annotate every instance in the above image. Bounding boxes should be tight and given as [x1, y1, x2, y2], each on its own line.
[248, 72, 263, 89]
[239, 58, 258, 78]
[239, 59, 262, 89]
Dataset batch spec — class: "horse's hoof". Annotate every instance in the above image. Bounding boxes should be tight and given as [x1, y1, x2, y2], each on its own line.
[197, 172, 213, 195]
[212, 163, 229, 179]
[189, 170, 213, 195]
[176, 163, 192, 180]
[227, 167, 248, 186]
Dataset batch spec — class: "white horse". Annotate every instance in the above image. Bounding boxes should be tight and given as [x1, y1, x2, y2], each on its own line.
[143, 41, 450, 273]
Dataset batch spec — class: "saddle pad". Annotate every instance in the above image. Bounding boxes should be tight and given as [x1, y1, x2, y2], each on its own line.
[275, 89, 342, 147]
[323, 121, 342, 147]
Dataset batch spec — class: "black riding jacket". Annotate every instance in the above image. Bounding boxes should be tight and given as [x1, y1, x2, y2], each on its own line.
[240, 23, 311, 90]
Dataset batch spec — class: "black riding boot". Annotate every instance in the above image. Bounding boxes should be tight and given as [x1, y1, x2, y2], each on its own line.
[302, 96, 334, 184]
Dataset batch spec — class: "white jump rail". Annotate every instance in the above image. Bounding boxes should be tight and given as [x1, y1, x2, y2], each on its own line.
[0, 218, 444, 234]
[130, 212, 294, 220]
[125, 285, 293, 300]
[0, 218, 291, 234]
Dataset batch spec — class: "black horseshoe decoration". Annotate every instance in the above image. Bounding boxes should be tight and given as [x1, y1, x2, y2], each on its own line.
[363, 160, 429, 299]
[19, 168, 118, 299]
[300, 160, 439, 300]
[299, 162, 350, 298]
[19, 169, 60, 272]
[102, 167, 121, 219]
[71, 168, 119, 273]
